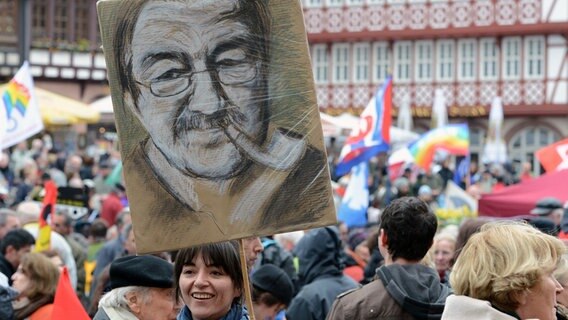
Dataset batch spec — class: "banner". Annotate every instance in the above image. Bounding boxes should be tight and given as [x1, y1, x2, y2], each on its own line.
[482, 96, 507, 164]
[435, 180, 477, 225]
[98, 0, 336, 253]
[338, 162, 369, 228]
[536, 138, 568, 173]
[335, 76, 392, 176]
[408, 123, 469, 170]
[1, 61, 44, 149]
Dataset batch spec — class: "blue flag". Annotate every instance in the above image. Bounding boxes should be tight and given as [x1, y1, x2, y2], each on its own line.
[335, 77, 392, 177]
[338, 162, 369, 228]
[453, 156, 470, 188]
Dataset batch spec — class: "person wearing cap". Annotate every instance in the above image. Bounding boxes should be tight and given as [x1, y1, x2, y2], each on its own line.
[530, 197, 564, 229]
[93, 255, 179, 320]
[251, 264, 294, 320]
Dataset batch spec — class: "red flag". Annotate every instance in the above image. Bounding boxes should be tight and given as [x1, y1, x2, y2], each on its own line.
[35, 179, 57, 252]
[52, 267, 90, 320]
[536, 138, 568, 173]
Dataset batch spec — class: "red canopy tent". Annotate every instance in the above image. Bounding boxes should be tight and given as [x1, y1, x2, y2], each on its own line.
[478, 169, 568, 218]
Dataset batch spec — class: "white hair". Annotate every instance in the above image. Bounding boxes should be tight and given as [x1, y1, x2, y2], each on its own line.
[274, 231, 304, 247]
[99, 286, 151, 310]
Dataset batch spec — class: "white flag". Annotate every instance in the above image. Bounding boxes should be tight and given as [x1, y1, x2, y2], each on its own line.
[1, 61, 44, 149]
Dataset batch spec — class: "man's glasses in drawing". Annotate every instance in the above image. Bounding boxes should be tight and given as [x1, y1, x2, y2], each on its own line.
[135, 59, 260, 98]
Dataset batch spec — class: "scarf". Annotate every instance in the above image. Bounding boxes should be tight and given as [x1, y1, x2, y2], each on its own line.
[177, 302, 249, 320]
[13, 295, 53, 320]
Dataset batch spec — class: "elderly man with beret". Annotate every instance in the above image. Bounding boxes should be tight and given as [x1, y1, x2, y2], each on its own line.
[530, 197, 564, 225]
[93, 255, 179, 320]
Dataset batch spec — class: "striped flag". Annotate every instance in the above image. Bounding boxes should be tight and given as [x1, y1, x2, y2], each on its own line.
[335, 76, 392, 176]
[34, 179, 57, 252]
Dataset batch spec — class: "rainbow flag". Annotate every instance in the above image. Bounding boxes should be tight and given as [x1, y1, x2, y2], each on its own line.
[0, 61, 44, 149]
[409, 123, 469, 170]
[2, 80, 30, 119]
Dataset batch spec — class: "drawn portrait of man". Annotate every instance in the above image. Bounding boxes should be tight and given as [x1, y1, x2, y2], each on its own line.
[98, 0, 335, 253]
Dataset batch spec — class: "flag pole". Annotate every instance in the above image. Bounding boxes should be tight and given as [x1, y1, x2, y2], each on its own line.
[239, 239, 255, 320]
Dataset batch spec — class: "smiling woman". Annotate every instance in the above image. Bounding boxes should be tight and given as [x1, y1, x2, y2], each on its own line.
[174, 241, 246, 320]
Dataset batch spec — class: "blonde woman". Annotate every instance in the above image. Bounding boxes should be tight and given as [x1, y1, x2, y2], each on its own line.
[554, 254, 568, 320]
[442, 222, 565, 320]
[432, 233, 456, 284]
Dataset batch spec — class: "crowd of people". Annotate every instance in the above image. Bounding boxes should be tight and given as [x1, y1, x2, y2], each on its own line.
[0, 135, 566, 319]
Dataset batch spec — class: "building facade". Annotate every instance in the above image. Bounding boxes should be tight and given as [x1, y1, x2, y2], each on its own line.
[303, 0, 568, 173]
[0, 0, 107, 103]
[0, 0, 110, 146]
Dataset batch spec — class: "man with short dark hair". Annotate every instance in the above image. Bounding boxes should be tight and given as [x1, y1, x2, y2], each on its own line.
[327, 197, 451, 320]
[0, 229, 35, 284]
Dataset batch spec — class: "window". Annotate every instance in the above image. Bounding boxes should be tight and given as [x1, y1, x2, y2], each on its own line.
[508, 126, 560, 176]
[394, 41, 411, 83]
[436, 40, 454, 81]
[0, 0, 17, 39]
[502, 37, 521, 80]
[347, 0, 364, 5]
[458, 39, 476, 81]
[326, 0, 344, 7]
[353, 43, 370, 83]
[75, 1, 91, 43]
[304, 0, 323, 7]
[332, 43, 350, 83]
[53, 0, 69, 41]
[312, 45, 329, 83]
[469, 127, 486, 163]
[415, 41, 433, 82]
[479, 38, 498, 80]
[373, 42, 390, 82]
[525, 36, 544, 79]
[31, 2, 48, 40]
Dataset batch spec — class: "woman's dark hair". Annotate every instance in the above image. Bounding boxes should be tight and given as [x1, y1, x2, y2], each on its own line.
[174, 241, 243, 303]
[451, 218, 490, 266]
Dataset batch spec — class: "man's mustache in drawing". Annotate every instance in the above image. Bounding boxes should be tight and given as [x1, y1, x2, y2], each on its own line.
[173, 103, 247, 138]
[172, 101, 307, 171]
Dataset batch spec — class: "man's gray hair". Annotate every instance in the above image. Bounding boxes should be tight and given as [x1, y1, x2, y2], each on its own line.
[0, 209, 17, 227]
[98, 286, 151, 310]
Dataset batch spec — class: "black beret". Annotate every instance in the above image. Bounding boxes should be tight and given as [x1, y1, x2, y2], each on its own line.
[110, 255, 173, 289]
[251, 264, 294, 306]
[530, 197, 563, 216]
